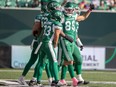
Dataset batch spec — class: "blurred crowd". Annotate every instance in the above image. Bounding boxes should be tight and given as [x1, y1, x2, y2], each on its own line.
[78, 0, 116, 11]
[0, 0, 116, 11]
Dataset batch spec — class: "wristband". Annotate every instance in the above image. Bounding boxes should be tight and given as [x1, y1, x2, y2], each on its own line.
[65, 35, 73, 43]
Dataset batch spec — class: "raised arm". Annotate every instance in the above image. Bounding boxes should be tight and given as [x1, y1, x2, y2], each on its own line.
[76, 4, 94, 21]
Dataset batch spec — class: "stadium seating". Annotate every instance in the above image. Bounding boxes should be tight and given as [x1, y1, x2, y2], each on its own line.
[0, 0, 6, 7]
[27, 0, 33, 7]
[17, 0, 27, 7]
[6, 0, 17, 7]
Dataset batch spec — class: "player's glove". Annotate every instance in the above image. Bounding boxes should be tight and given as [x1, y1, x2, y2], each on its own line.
[64, 35, 74, 43]
[89, 4, 94, 11]
[33, 30, 38, 37]
[80, 45, 83, 51]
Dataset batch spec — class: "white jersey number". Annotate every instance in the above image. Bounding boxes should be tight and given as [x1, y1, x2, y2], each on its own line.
[65, 20, 75, 31]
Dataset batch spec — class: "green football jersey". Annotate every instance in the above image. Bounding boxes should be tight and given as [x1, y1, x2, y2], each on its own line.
[34, 12, 50, 42]
[62, 12, 77, 40]
[73, 12, 79, 41]
[41, 12, 50, 27]
[34, 12, 50, 27]
[42, 20, 62, 43]
[74, 21, 79, 41]
[34, 13, 42, 23]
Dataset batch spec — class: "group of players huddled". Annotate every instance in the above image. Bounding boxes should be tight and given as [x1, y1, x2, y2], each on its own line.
[18, 0, 94, 86]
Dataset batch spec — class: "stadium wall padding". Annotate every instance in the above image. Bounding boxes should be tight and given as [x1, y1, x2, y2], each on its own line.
[0, 46, 11, 68]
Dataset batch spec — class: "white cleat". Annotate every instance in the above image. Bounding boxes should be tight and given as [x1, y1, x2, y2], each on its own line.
[18, 77, 28, 86]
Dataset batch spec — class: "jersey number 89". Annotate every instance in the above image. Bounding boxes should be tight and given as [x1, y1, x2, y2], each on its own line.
[65, 20, 75, 31]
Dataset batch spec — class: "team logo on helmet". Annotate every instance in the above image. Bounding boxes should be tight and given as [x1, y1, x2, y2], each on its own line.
[47, 1, 61, 11]
[51, 10, 64, 22]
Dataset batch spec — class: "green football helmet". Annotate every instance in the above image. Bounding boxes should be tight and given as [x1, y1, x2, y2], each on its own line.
[64, 2, 75, 16]
[41, 5, 48, 12]
[47, 1, 61, 12]
[51, 10, 64, 22]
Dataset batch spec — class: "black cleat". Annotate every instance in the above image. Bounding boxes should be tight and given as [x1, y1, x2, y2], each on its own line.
[51, 80, 64, 87]
[78, 80, 89, 85]
[28, 80, 37, 86]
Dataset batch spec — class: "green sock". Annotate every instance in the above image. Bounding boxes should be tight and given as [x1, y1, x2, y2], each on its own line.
[61, 65, 68, 79]
[45, 63, 52, 78]
[75, 64, 82, 75]
[51, 62, 59, 81]
[36, 63, 46, 81]
[68, 64, 75, 78]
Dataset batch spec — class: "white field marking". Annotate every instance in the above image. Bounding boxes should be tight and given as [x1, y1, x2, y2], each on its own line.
[0, 70, 34, 72]
[1, 80, 116, 85]
[90, 81, 116, 84]
[63, 80, 116, 85]
[0, 80, 19, 85]
[0, 70, 116, 74]
[83, 71, 116, 74]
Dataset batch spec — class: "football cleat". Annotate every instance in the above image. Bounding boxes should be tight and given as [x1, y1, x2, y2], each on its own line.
[37, 81, 43, 86]
[28, 80, 37, 86]
[78, 80, 90, 85]
[18, 77, 28, 86]
[59, 79, 67, 85]
[51, 80, 64, 86]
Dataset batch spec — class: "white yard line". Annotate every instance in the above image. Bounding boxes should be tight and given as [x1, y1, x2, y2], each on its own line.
[0, 70, 34, 72]
[0, 70, 116, 74]
[90, 81, 116, 84]
[0, 80, 116, 85]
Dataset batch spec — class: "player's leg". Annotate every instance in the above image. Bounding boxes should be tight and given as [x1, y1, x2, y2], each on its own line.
[59, 50, 67, 85]
[73, 43, 89, 84]
[57, 43, 63, 72]
[45, 59, 54, 85]
[60, 40, 78, 86]
[36, 54, 54, 85]
[60, 64, 68, 85]
[29, 50, 46, 86]
[44, 43, 63, 86]
[18, 40, 38, 85]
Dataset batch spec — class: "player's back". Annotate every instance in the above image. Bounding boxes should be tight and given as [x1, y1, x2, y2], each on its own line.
[41, 12, 50, 27]
[42, 19, 55, 43]
[42, 18, 62, 43]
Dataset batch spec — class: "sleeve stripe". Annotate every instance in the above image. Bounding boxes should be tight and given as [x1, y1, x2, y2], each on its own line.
[35, 19, 40, 22]
[54, 26, 62, 30]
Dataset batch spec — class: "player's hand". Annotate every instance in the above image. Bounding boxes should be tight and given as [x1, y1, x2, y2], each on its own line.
[33, 30, 38, 37]
[89, 4, 94, 10]
[80, 45, 83, 51]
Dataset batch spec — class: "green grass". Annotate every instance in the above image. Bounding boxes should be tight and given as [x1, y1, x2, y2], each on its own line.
[0, 68, 116, 87]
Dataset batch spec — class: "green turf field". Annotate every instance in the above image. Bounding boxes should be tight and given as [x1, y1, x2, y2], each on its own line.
[0, 68, 116, 87]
